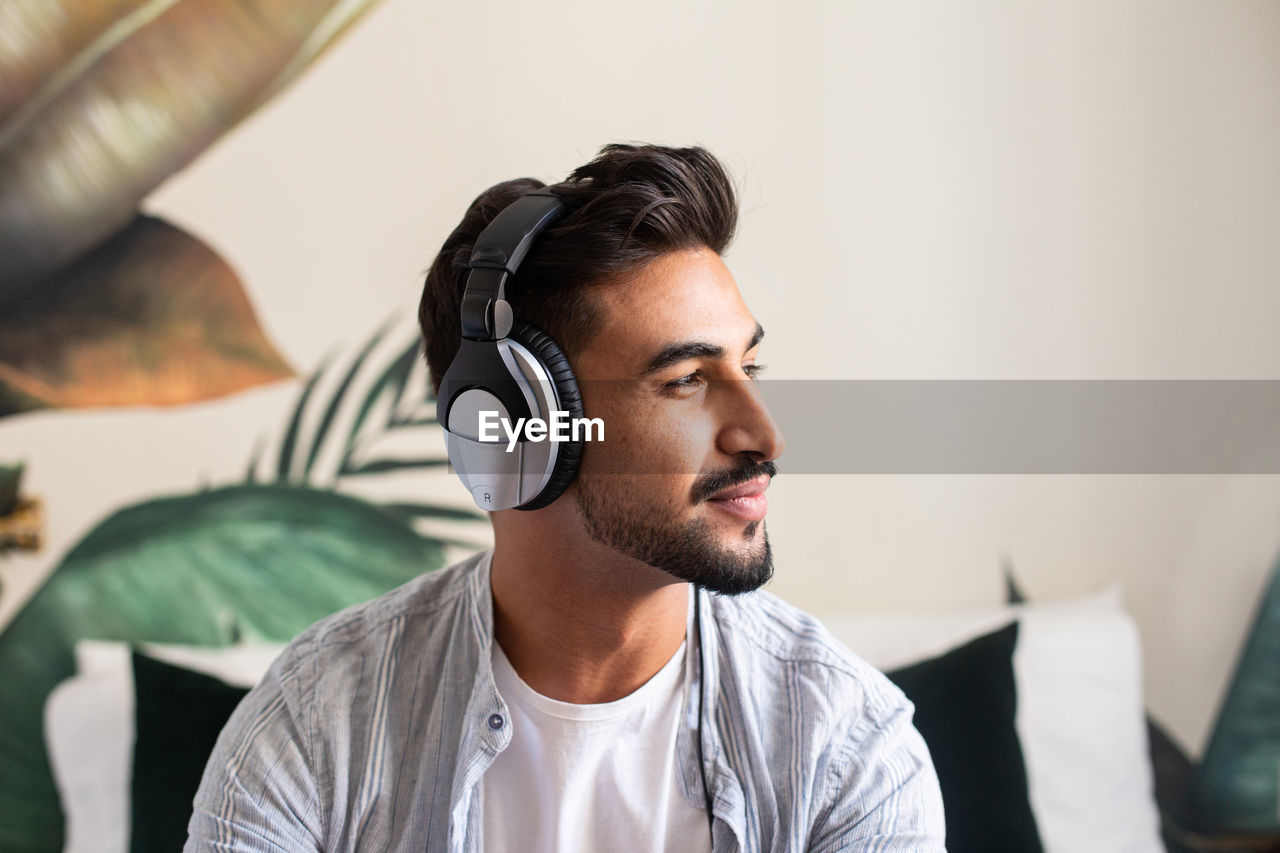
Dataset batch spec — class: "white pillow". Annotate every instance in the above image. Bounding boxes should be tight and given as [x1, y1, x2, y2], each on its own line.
[44, 641, 284, 853]
[819, 587, 1163, 853]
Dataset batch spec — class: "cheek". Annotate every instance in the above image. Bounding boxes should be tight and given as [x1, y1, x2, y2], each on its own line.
[633, 410, 716, 479]
[580, 401, 713, 481]
[652, 418, 708, 460]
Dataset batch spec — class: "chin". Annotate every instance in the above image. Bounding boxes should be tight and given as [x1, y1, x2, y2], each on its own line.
[573, 477, 774, 595]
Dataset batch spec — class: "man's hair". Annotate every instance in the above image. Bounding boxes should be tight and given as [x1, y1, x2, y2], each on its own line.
[418, 144, 738, 391]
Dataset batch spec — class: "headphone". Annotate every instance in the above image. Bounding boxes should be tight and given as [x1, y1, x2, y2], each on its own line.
[435, 190, 585, 512]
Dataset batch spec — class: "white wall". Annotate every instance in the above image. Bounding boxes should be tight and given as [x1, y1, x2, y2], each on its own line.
[21, 0, 1280, 756]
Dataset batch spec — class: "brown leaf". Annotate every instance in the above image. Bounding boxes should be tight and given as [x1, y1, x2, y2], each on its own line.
[0, 215, 293, 416]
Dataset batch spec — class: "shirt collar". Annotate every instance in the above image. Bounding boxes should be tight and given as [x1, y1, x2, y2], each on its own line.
[679, 586, 748, 847]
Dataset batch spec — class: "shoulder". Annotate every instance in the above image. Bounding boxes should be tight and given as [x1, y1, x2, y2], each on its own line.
[189, 552, 490, 847]
[709, 591, 945, 847]
[270, 550, 487, 702]
[710, 588, 912, 724]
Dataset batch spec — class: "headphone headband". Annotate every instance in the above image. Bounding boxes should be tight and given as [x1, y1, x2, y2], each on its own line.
[459, 191, 565, 341]
[436, 191, 567, 428]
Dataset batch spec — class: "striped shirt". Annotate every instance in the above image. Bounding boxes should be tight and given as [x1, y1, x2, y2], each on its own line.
[185, 550, 945, 852]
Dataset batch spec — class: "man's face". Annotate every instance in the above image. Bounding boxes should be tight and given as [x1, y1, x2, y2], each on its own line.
[568, 247, 785, 595]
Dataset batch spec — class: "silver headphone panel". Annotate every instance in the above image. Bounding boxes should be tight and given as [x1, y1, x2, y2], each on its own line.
[443, 337, 563, 511]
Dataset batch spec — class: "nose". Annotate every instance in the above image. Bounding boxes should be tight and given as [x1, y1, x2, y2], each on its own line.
[715, 378, 786, 463]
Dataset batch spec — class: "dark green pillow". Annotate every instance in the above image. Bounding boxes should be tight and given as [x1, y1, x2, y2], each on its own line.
[129, 651, 249, 853]
[887, 621, 1042, 853]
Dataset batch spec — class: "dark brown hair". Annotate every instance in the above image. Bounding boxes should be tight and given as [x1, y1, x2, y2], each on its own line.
[418, 144, 738, 391]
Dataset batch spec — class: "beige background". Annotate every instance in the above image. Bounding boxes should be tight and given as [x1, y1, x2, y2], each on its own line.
[5, 0, 1279, 758]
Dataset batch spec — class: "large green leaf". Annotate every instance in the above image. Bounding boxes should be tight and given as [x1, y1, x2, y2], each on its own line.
[0, 483, 449, 852]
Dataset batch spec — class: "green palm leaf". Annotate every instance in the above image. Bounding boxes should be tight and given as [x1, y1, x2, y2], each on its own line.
[303, 320, 395, 480]
[345, 338, 422, 456]
[275, 351, 335, 483]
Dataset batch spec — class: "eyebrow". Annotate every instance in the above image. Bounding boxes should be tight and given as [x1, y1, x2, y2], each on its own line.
[639, 323, 765, 376]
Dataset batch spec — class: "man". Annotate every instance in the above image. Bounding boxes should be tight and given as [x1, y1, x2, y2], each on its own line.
[187, 144, 944, 851]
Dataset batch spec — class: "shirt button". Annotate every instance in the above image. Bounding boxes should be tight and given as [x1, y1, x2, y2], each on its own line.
[487, 713, 505, 731]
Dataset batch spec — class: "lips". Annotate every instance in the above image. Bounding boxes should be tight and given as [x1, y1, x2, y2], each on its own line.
[706, 475, 770, 522]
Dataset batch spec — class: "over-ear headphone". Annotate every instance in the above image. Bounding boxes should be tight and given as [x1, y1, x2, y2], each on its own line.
[435, 191, 585, 512]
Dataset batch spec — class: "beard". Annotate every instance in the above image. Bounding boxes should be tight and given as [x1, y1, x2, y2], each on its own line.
[573, 459, 776, 596]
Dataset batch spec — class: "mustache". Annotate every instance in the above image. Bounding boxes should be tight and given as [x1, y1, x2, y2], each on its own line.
[690, 459, 778, 504]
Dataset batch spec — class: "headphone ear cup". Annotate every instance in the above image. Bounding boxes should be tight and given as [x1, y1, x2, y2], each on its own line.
[506, 320, 584, 510]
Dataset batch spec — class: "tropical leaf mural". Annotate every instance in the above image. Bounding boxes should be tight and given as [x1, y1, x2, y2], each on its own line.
[0, 0, 383, 297]
[0, 215, 293, 416]
[0, 329, 482, 851]
[0, 3, 461, 846]
[0, 0, 384, 418]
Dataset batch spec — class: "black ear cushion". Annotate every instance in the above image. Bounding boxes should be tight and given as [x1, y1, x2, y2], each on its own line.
[506, 320, 584, 510]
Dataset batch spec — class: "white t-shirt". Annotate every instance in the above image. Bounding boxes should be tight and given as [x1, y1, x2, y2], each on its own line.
[481, 633, 712, 853]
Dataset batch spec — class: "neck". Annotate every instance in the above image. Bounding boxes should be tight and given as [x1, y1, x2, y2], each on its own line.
[489, 513, 690, 704]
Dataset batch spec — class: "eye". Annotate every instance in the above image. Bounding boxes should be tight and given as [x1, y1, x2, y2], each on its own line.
[661, 370, 705, 393]
[743, 363, 766, 380]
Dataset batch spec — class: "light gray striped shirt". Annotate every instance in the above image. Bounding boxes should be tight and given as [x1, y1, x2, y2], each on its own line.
[186, 550, 945, 852]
